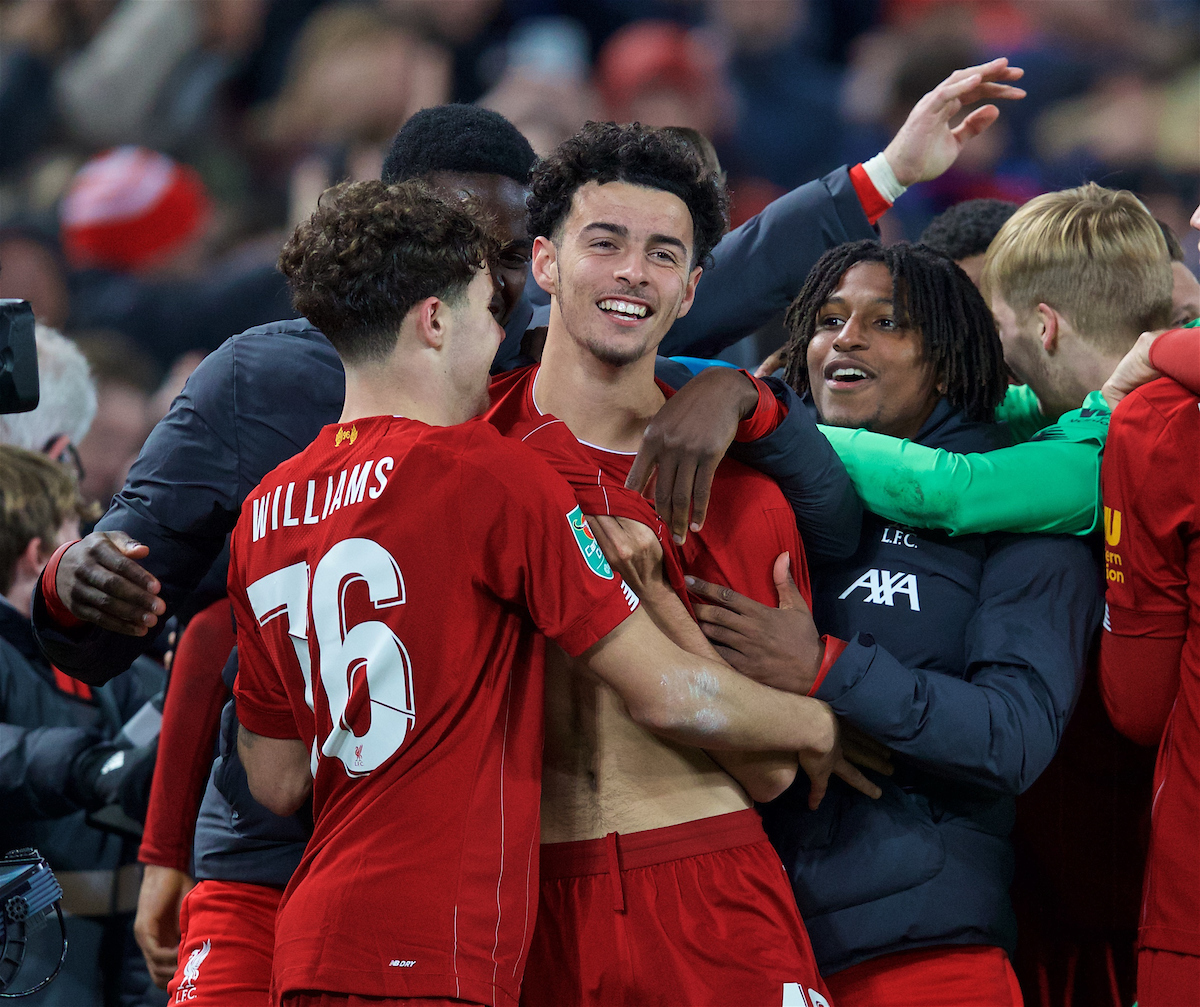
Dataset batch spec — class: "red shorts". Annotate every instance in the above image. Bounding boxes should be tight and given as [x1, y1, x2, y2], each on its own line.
[520, 809, 832, 1007]
[824, 945, 1022, 1007]
[167, 879, 282, 1005]
[1137, 947, 1200, 1006]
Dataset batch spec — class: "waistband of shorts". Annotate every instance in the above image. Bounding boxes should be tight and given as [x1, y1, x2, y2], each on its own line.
[539, 808, 768, 879]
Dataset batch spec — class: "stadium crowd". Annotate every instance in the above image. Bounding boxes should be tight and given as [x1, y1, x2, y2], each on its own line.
[0, 2, 1198, 1007]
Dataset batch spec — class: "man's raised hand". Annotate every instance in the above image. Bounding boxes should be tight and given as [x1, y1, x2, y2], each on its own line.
[54, 531, 165, 635]
[884, 57, 1025, 188]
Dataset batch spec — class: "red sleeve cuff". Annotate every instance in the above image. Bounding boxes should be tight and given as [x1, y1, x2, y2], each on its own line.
[808, 635, 847, 696]
[849, 163, 892, 227]
[734, 373, 788, 442]
[1148, 326, 1200, 395]
[41, 540, 81, 628]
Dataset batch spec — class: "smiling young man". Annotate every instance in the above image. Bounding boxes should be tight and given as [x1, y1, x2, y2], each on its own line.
[687, 239, 1101, 1006]
[483, 122, 864, 1007]
[230, 179, 861, 1007]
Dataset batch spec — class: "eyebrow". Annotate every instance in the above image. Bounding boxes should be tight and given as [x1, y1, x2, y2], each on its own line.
[823, 295, 894, 306]
[582, 221, 688, 254]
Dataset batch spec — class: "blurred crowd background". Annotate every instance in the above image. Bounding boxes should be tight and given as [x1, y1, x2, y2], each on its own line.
[1, 0, 1198, 516]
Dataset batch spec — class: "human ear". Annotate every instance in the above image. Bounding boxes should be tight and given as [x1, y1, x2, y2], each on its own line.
[412, 296, 445, 350]
[531, 236, 559, 297]
[16, 538, 45, 580]
[674, 265, 704, 320]
[1036, 303, 1059, 353]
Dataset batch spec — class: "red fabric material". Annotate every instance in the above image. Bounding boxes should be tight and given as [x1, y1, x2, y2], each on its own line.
[1137, 947, 1200, 1007]
[1010, 659, 1151, 1007]
[40, 540, 80, 629]
[1100, 378, 1200, 956]
[825, 945, 1023, 1007]
[60, 146, 210, 272]
[808, 635, 847, 697]
[1100, 632, 1182, 747]
[487, 366, 813, 616]
[522, 811, 831, 1007]
[488, 367, 697, 616]
[734, 372, 787, 442]
[166, 879, 281, 1005]
[139, 598, 234, 872]
[230, 416, 638, 1006]
[1149, 326, 1200, 396]
[51, 665, 91, 699]
[849, 162, 892, 226]
[286, 998, 477, 1006]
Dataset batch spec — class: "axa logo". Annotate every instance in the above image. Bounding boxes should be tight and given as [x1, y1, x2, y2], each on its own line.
[174, 939, 210, 1001]
[335, 424, 358, 447]
[838, 568, 921, 612]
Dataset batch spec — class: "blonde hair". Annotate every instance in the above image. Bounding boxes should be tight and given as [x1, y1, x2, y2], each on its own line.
[981, 183, 1173, 353]
[0, 446, 97, 594]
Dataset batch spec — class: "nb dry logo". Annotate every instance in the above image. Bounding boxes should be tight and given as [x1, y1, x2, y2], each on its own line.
[839, 569, 921, 612]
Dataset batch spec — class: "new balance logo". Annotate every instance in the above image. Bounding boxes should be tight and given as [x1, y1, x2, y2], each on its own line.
[838, 568, 921, 612]
[783, 982, 830, 1007]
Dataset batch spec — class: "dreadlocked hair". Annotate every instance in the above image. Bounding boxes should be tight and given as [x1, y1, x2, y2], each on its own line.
[782, 240, 1008, 424]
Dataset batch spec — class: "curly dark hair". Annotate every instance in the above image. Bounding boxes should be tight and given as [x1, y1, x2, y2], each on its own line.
[382, 105, 537, 186]
[919, 199, 1019, 262]
[278, 180, 499, 365]
[783, 240, 1008, 424]
[526, 121, 729, 268]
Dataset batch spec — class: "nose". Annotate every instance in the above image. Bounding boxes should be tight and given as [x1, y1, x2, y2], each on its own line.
[613, 248, 648, 288]
[831, 314, 869, 351]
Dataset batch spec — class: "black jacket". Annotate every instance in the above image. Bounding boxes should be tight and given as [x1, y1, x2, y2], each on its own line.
[0, 601, 160, 880]
[759, 400, 1103, 974]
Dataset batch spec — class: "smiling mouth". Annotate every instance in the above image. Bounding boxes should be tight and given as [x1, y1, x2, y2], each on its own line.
[824, 363, 874, 388]
[597, 298, 652, 322]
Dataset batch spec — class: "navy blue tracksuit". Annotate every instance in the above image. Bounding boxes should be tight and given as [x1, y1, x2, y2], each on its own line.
[760, 400, 1102, 976]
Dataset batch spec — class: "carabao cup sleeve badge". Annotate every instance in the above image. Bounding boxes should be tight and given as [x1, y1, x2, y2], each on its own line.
[567, 505, 614, 579]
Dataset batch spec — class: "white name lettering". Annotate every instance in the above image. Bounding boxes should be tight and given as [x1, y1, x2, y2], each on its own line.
[248, 458, 395, 546]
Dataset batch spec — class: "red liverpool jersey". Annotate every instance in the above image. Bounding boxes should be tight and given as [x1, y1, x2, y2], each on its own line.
[1100, 377, 1200, 956]
[487, 365, 812, 613]
[230, 415, 638, 1006]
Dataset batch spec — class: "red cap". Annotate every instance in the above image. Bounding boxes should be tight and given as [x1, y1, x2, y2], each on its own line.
[595, 21, 710, 121]
[60, 146, 210, 273]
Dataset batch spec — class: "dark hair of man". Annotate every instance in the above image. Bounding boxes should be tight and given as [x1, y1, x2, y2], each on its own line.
[0, 445, 95, 594]
[278, 180, 499, 366]
[1157, 219, 1185, 263]
[919, 199, 1020, 262]
[783, 240, 1008, 424]
[382, 105, 538, 186]
[526, 121, 730, 269]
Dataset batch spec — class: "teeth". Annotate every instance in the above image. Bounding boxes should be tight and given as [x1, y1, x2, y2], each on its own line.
[832, 367, 869, 381]
[599, 299, 647, 318]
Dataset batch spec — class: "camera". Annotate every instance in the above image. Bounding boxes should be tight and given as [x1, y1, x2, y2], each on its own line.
[0, 300, 39, 416]
[0, 849, 66, 997]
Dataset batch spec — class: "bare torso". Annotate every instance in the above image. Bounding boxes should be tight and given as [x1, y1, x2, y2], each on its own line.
[540, 644, 750, 843]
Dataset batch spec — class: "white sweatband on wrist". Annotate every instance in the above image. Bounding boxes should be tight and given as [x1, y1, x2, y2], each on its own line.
[862, 152, 907, 204]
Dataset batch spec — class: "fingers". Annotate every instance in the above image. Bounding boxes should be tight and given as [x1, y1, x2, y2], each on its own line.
[625, 443, 656, 495]
[108, 530, 152, 560]
[663, 456, 697, 544]
[684, 575, 757, 615]
[772, 553, 807, 612]
[805, 763, 830, 811]
[842, 739, 894, 777]
[687, 456, 719, 536]
[834, 758, 884, 801]
[951, 104, 1000, 142]
[754, 348, 786, 379]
